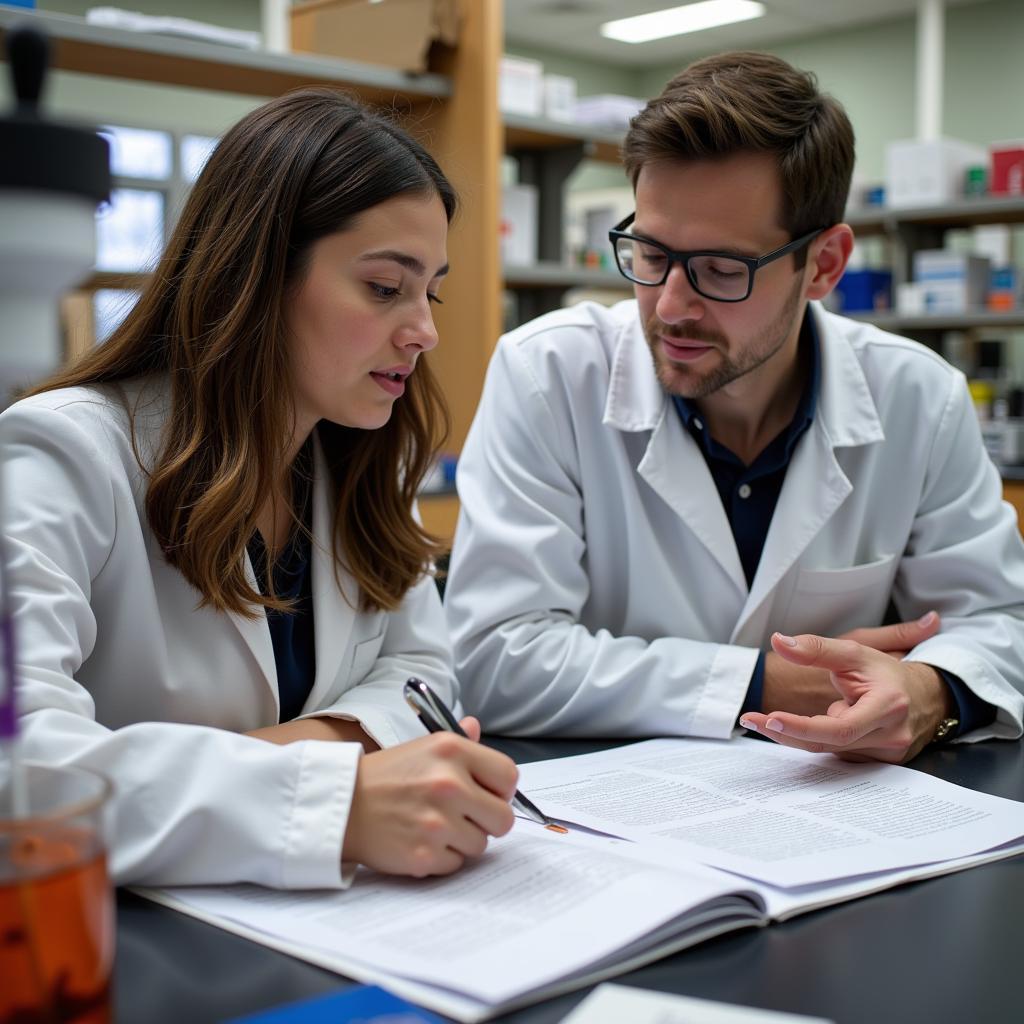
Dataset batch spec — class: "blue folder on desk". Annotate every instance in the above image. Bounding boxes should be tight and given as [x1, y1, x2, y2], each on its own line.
[228, 984, 444, 1023]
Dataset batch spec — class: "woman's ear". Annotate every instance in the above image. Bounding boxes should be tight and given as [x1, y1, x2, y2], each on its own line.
[805, 223, 855, 301]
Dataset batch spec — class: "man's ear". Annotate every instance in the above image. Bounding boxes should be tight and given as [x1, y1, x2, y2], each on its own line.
[804, 224, 855, 301]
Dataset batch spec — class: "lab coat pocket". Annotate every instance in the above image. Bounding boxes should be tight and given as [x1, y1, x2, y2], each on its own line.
[779, 554, 899, 638]
[344, 628, 386, 687]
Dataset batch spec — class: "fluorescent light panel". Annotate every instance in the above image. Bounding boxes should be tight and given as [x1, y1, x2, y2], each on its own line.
[601, 1, 766, 44]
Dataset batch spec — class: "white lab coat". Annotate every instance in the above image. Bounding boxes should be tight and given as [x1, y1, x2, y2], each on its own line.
[2, 379, 455, 887]
[446, 300, 1024, 742]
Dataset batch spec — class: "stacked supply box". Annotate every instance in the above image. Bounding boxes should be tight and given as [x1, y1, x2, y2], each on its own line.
[500, 184, 538, 266]
[885, 138, 986, 208]
[572, 94, 645, 132]
[913, 250, 991, 313]
[991, 142, 1024, 196]
[499, 56, 544, 118]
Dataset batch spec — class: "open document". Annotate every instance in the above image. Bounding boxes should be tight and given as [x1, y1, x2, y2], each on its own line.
[137, 737, 1024, 1022]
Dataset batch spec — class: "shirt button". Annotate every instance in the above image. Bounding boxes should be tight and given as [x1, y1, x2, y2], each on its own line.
[693, 417, 703, 430]
[737, 483, 752, 499]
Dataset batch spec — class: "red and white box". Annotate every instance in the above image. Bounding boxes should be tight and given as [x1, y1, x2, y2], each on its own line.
[990, 142, 1024, 196]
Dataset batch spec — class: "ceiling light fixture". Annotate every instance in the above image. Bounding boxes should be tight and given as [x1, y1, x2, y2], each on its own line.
[601, 1, 766, 44]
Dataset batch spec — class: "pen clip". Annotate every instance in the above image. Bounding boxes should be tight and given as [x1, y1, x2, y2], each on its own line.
[403, 677, 464, 735]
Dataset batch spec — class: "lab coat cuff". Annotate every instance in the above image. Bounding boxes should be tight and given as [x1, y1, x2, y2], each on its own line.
[904, 642, 1024, 742]
[281, 740, 361, 890]
[690, 644, 761, 739]
[304, 707, 405, 749]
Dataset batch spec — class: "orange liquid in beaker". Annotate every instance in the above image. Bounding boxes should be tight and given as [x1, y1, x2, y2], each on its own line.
[0, 828, 113, 1024]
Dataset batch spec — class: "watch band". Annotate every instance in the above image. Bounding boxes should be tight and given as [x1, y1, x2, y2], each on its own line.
[932, 716, 960, 743]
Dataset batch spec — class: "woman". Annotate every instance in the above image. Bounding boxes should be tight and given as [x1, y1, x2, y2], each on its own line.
[3, 88, 516, 888]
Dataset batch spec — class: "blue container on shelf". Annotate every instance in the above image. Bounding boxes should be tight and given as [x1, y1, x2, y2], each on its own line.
[835, 269, 892, 313]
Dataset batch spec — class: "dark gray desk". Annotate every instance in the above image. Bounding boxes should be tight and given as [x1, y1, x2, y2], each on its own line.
[115, 738, 1024, 1024]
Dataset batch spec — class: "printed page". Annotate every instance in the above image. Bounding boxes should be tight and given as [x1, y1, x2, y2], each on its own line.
[139, 823, 763, 1018]
[518, 737, 1024, 888]
[561, 983, 833, 1024]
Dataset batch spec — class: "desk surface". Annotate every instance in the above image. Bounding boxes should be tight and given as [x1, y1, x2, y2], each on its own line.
[115, 737, 1024, 1024]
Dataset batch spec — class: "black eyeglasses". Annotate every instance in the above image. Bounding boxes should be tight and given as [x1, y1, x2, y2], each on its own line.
[609, 213, 825, 303]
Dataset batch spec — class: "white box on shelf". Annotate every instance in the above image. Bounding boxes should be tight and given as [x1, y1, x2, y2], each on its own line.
[500, 55, 544, 118]
[544, 74, 577, 123]
[913, 249, 991, 312]
[501, 184, 538, 266]
[572, 94, 645, 132]
[896, 281, 927, 315]
[973, 224, 1013, 266]
[885, 137, 986, 208]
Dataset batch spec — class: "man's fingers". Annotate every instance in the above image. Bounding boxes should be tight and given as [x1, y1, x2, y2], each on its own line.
[761, 701, 887, 747]
[769, 632, 876, 673]
[841, 611, 940, 652]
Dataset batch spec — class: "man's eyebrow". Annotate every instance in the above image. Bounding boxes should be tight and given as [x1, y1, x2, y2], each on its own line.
[359, 250, 449, 278]
[631, 227, 759, 259]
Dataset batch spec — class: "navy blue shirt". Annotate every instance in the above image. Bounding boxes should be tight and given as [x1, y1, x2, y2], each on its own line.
[672, 311, 993, 737]
[247, 449, 316, 724]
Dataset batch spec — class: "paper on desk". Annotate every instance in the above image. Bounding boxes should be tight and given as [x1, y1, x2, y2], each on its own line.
[139, 824, 764, 1020]
[560, 983, 834, 1024]
[518, 737, 1024, 888]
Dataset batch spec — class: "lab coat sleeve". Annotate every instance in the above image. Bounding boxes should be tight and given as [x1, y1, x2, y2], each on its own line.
[446, 338, 757, 739]
[4, 401, 359, 888]
[896, 373, 1024, 741]
[302, 569, 457, 747]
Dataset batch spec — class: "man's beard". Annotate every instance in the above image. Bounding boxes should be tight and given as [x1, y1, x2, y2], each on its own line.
[642, 275, 804, 399]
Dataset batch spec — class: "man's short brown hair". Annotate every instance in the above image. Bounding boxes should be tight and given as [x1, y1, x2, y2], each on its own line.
[623, 51, 855, 242]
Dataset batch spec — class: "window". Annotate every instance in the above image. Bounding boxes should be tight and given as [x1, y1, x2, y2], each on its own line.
[96, 189, 165, 273]
[100, 125, 173, 180]
[182, 134, 219, 183]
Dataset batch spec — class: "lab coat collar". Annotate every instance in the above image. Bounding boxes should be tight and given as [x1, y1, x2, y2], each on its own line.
[603, 303, 665, 433]
[603, 301, 884, 448]
[599, 301, 887, 601]
[811, 304, 886, 449]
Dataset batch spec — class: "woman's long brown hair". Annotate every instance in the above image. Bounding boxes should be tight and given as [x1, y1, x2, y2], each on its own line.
[28, 88, 453, 615]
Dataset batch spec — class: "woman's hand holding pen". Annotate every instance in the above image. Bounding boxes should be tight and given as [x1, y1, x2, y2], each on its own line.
[342, 717, 518, 877]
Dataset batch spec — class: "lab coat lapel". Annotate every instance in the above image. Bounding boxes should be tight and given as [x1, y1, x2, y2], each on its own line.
[226, 552, 280, 716]
[305, 431, 358, 710]
[639, 411, 748, 594]
[605, 318, 747, 596]
[737, 422, 851, 634]
[735, 307, 886, 636]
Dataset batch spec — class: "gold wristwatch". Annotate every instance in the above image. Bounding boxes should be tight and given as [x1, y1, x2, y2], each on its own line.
[932, 716, 959, 743]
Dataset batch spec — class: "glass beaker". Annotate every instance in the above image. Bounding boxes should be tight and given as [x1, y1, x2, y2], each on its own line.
[1, 761, 114, 1023]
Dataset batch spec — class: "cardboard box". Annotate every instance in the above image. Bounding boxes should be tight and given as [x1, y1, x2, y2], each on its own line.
[500, 56, 544, 118]
[884, 137, 986, 208]
[991, 142, 1024, 196]
[290, 0, 460, 74]
[500, 184, 538, 266]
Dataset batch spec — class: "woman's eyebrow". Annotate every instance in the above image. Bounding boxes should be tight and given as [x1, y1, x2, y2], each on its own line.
[359, 250, 449, 278]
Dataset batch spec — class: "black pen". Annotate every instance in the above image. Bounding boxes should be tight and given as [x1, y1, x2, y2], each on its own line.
[403, 677, 564, 830]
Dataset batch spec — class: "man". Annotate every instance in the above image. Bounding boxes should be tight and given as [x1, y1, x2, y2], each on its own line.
[446, 51, 1024, 762]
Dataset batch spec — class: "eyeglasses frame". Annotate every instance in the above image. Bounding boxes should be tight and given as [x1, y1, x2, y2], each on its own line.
[608, 212, 826, 303]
